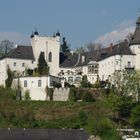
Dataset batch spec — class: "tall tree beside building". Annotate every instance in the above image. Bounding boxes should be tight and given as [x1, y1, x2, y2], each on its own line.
[60, 37, 70, 53]
[38, 52, 49, 75]
[5, 67, 14, 88]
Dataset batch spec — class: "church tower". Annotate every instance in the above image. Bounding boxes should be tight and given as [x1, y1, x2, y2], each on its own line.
[130, 17, 140, 69]
[31, 30, 60, 76]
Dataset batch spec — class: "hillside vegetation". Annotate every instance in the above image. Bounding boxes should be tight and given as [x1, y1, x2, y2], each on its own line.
[0, 87, 123, 140]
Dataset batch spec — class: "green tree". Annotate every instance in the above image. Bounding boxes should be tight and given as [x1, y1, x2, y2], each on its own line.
[60, 37, 70, 53]
[107, 70, 140, 119]
[113, 70, 140, 101]
[5, 67, 14, 88]
[130, 104, 140, 128]
[38, 52, 49, 75]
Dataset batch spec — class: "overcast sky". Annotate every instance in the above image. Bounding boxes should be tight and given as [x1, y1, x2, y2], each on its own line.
[0, 0, 140, 50]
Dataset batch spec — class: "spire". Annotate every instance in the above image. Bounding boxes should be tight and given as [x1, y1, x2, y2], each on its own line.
[56, 29, 60, 36]
[30, 31, 34, 38]
[34, 28, 38, 35]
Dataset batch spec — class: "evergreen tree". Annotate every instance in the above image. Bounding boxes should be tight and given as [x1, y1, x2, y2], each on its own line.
[60, 37, 70, 53]
[5, 67, 14, 88]
[38, 52, 49, 75]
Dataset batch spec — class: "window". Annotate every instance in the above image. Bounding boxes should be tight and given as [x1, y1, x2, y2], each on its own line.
[38, 80, 41, 87]
[61, 70, 64, 75]
[14, 62, 16, 67]
[48, 52, 52, 62]
[22, 71, 25, 75]
[22, 63, 25, 67]
[67, 70, 70, 75]
[24, 80, 27, 87]
[75, 77, 81, 83]
[68, 77, 73, 82]
[127, 61, 131, 67]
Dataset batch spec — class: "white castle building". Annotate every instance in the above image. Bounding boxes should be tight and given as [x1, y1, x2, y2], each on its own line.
[0, 17, 140, 100]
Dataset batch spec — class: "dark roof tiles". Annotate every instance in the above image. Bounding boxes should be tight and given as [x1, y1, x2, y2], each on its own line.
[60, 40, 134, 67]
[4, 45, 35, 60]
[0, 128, 89, 140]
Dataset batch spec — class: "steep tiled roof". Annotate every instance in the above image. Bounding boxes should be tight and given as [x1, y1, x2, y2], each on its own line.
[60, 40, 134, 67]
[0, 128, 89, 140]
[3, 45, 34, 60]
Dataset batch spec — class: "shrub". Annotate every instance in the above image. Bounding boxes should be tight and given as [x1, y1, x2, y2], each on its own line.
[130, 104, 140, 128]
[82, 91, 95, 102]
[69, 88, 95, 102]
[24, 90, 31, 100]
[64, 82, 75, 88]
[26, 69, 33, 76]
[81, 75, 92, 88]
[78, 110, 88, 126]
[69, 88, 77, 101]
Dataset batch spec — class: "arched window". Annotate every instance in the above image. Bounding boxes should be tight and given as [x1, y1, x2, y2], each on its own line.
[68, 76, 73, 82]
[75, 77, 81, 83]
[38, 80, 41, 87]
[24, 80, 27, 87]
[48, 52, 52, 62]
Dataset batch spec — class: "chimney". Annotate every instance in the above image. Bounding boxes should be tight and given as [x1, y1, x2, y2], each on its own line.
[82, 55, 85, 63]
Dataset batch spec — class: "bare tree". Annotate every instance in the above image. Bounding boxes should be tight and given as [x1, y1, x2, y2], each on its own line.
[86, 42, 95, 52]
[126, 33, 133, 43]
[0, 40, 14, 56]
[86, 42, 102, 52]
[75, 42, 102, 54]
[75, 46, 85, 53]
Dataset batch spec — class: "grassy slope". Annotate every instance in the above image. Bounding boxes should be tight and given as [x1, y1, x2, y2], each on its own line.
[0, 88, 121, 140]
